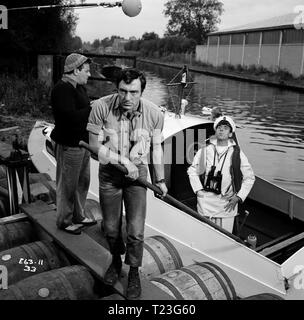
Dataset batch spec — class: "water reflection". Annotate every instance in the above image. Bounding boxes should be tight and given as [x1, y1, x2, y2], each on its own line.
[138, 62, 304, 197]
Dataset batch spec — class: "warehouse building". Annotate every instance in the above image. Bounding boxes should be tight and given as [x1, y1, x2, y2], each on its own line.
[196, 13, 304, 76]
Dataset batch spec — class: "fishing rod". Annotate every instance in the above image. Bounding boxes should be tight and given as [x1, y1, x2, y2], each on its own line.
[6, 0, 142, 17]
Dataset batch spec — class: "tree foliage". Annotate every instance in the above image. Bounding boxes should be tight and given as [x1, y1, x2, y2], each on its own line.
[125, 35, 196, 57]
[141, 32, 159, 41]
[0, 0, 78, 53]
[164, 0, 223, 44]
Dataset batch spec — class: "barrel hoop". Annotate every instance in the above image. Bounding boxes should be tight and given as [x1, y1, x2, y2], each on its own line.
[195, 262, 232, 300]
[55, 267, 78, 300]
[152, 276, 184, 300]
[151, 235, 183, 269]
[143, 241, 165, 274]
[203, 262, 237, 299]
[19, 242, 39, 263]
[36, 241, 60, 268]
[180, 267, 213, 300]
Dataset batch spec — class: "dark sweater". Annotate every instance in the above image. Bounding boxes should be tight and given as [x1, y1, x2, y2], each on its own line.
[50, 80, 91, 146]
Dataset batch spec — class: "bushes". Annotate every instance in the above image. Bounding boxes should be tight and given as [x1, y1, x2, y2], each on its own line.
[0, 74, 52, 118]
[125, 36, 196, 59]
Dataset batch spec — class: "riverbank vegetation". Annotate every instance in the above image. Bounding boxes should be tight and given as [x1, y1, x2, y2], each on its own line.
[0, 0, 79, 149]
[0, 74, 53, 149]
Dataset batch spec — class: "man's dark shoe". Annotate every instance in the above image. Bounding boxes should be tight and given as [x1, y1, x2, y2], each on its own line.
[126, 269, 141, 300]
[104, 260, 122, 286]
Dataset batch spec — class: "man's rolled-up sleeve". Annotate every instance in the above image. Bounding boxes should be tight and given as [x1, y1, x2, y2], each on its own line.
[87, 99, 105, 134]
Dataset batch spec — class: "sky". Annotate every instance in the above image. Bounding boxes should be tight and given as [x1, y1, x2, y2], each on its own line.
[75, 0, 304, 42]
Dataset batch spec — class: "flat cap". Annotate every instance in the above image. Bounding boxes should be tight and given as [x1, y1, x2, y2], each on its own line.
[64, 53, 90, 73]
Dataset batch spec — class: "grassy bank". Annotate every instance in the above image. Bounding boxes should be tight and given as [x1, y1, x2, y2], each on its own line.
[0, 74, 53, 150]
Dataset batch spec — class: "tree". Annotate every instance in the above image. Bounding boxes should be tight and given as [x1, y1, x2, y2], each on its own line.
[67, 36, 83, 51]
[0, 0, 78, 53]
[141, 32, 159, 41]
[92, 39, 101, 49]
[164, 0, 223, 44]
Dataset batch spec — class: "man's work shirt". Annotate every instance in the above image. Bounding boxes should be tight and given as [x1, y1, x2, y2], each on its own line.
[87, 94, 164, 165]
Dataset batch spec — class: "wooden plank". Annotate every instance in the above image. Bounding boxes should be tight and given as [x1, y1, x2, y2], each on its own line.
[259, 232, 304, 256]
[20, 201, 174, 300]
[256, 232, 295, 252]
[0, 212, 28, 224]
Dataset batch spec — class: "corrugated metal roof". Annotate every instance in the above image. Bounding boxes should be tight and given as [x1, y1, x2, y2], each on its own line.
[210, 12, 299, 35]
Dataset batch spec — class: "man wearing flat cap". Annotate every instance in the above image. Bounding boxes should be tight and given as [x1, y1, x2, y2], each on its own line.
[50, 53, 96, 235]
[188, 115, 255, 233]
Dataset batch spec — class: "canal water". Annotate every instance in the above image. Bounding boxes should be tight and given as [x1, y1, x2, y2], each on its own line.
[88, 61, 304, 198]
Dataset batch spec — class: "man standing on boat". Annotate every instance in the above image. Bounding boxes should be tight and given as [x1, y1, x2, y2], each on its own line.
[50, 53, 97, 235]
[87, 68, 168, 299]
[187, 116, 255, 233]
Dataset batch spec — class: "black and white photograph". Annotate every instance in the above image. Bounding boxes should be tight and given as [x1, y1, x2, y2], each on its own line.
[0, 0, 303, 312]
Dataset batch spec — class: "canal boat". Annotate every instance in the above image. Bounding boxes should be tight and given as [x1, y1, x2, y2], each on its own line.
[24, 106, 304, 299]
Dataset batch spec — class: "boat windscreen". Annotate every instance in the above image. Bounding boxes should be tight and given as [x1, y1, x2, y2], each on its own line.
[149, 123, 214, 209]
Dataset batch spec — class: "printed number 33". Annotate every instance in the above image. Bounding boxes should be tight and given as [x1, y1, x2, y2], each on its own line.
[24, 265, 36, 272]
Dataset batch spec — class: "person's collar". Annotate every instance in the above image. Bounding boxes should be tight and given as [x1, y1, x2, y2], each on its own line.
[210, 136, 236, 147]
[113, 96, 143, 120]
[62, 74, 77, 88]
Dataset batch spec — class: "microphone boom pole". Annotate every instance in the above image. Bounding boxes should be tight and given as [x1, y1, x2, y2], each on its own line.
[7, 0, 142, 17]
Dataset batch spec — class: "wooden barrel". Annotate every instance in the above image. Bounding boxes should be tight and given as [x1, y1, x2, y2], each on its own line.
[84, 199, 103, 221]
[242, 293, 284, 300]
[0, 195, 9, 217]
[0, 221, 37, 251]
[0, 165, 6, 180]
[0, 240, 71, 285]
[0, 265, 97, 300]
[142, 236, 183, 280]
[151, 262, 237, 300]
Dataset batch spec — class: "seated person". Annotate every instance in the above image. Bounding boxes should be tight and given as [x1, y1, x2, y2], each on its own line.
[187, 115, 255, 233]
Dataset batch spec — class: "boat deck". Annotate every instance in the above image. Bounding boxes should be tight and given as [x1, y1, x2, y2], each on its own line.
[20, 200, 174, 300]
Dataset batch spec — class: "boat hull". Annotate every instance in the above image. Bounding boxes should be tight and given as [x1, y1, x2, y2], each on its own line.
[27, 119, 304, 299]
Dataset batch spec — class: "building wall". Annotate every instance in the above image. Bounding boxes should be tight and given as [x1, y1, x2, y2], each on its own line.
[207, 46, 218, 66]
[196, 45, 208, 63]
[259, 45, 280, 71]
[218, 45, 230, 66]
[195, 29, 304, 76]
[243, 45, 260, 66]
[280, 44, 303, 76]
[229, 46, 244, 66]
